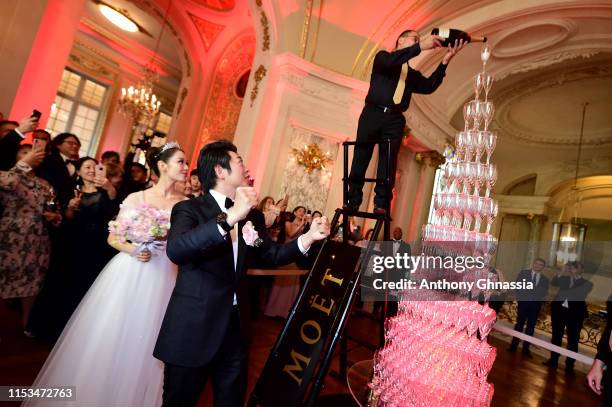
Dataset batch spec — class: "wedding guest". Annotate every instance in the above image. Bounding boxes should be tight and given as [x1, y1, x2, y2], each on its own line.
[586, 293, 612, 405]
[312, 210, 323, 219]
[154, 139, 329, 406]
[124, 163, 148, 195]
[26, 134, 81, 341]
[0, 116, 39, 170]
[105, 162, 124, 192]
[508, 258, 549, 358]
[544, 261, 594, 373]
[58, 157, 119, 328]
[189, 169, 203, 197]
[285, 206, 307, 241]
[257, 196, 279, 228]
[0, 144, 60, 329]
[36, 133, 81, 208]
[26, 143, 188, 407]
[100, 150, 120, 166]
[264, 205, 308, 318]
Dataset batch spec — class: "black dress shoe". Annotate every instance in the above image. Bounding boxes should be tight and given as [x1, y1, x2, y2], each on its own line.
[522, 350, 534, 359]
[506, 346, 517, 353]
[542, 359, 558, 368]
[564, 365, 575, 375]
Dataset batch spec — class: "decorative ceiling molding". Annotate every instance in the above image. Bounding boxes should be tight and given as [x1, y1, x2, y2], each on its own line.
[79, 16, 181, 79]
[491, 62, 612, 146]
[188, 12, 225, 51]
[491, 19, 577, 59]
[189, 0, 235, 12]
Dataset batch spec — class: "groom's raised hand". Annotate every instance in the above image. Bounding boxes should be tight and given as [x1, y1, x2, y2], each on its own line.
[300, 216, 331, 250]
[227, 186, 258, 226]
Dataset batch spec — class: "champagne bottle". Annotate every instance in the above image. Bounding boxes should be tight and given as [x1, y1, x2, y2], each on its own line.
[430, 28, 487, 46]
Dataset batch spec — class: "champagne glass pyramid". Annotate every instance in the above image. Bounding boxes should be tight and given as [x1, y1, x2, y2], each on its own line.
[371, 42, 500, 406]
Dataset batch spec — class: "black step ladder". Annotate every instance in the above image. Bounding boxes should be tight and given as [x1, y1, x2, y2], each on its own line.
[247, 139, 393, 407]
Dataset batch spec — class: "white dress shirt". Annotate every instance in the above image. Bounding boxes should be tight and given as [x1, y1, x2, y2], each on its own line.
[208, 189, 309, 305]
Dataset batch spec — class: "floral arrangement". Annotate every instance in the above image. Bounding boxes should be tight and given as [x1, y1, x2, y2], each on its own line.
[108, 203, 171, 244]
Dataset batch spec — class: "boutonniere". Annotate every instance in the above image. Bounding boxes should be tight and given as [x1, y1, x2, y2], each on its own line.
[242, 221, 263, 247]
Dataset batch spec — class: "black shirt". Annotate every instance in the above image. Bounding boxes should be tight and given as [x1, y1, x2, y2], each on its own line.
[365, 43, 447, 112]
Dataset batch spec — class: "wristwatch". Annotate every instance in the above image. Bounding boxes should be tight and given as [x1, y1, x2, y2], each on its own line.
[216, 212, 233, 233]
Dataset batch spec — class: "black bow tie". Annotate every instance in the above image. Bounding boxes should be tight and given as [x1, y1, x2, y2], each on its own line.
[66, 159, 77, 166]
[224, 197, 234, 209]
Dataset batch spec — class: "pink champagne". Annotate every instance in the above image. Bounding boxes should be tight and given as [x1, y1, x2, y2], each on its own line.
[430, 28, 487, 47]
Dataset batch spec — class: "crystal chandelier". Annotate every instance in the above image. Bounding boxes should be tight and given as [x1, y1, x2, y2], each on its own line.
[118, 64, 161, 124]
[117, 1, 171, 126]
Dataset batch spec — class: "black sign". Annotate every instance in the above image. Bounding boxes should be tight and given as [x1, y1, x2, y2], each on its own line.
[249, 241, 363, 407]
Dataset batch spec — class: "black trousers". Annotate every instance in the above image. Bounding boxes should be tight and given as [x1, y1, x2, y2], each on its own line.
[510, 301, 542, 352]
[161, 307, 247, 407]
[550, 303, 585, 367]
[347, 104, 405, 209]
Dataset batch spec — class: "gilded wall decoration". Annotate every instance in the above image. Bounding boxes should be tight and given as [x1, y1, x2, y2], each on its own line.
[188, 12, 225, 51]
[254, 0, 270, 51]
[69, 53, 114, 81]
[176, 88, 188, 117]
[250, 64, 267, 107]
[279, 127, 339, 213]
[199, 34, 255, 144]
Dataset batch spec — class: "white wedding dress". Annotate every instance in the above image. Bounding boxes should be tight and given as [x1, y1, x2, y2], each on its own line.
[26, 193, 177, 407]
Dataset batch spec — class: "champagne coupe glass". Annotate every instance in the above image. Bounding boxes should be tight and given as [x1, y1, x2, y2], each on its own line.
[443, 193, 454, 226]
[455, 132, 466, 162]
[463, 101, 476, 131]
[454, 194, 464, 229]
[473, 163, 486, 196]
[446, 163, 456, 193]
[473, 101, 485, 130]
[484, 131, 497, 164]
[485, 164, 498, 197]
[482, 101, 495, 131]
[433, 194, 444, 225]
[483, 72, 494, 101]
[459, 162, 470, 195]
[465, 163, 477, 199]
[474, 130, 485, 163]
[464, 130, 476, 162]
[473, 196, 487, 233]
[473, 73, 485, 101]
[485, 201, 498, 235]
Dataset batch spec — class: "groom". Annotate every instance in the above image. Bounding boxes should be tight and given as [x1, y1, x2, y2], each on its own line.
[154, 140, 330, 406]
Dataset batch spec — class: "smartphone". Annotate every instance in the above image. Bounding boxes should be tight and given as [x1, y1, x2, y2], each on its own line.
[32, 137, 47, 151]
[95, 164, 106, 178]
[31, 109, 42, 120]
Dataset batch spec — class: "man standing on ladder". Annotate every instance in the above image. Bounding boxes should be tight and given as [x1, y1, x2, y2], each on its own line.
[345, 30, 466, 214]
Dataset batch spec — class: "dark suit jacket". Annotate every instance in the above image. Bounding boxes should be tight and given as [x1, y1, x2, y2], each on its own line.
[515, 269, 549, 302]
[0, 130, 23, 171]
[36, 150, 75, 207]
[551, 275, 593, 317]
[154, 193, 306, 367]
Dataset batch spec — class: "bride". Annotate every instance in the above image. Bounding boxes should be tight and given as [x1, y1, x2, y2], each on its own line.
[26, 143, 187, 407]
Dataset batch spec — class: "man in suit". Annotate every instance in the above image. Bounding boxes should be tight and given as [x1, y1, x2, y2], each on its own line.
[154, 140, 330, 407]
[544, 261, 593, 373]
[508, 257, 549, 357]
[0, 116, 38, 170]
[373, 227, 411, 317]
